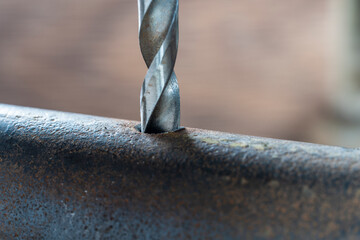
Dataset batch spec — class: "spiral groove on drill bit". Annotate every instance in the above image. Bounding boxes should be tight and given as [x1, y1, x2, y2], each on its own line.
[138, 0, 180, 133]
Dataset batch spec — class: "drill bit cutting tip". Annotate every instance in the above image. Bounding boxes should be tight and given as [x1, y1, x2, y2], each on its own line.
[138, 0, 180, 133]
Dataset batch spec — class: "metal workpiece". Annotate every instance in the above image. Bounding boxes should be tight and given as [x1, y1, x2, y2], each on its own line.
[138, 0, 180, 133]
[1, 104, 360, 239]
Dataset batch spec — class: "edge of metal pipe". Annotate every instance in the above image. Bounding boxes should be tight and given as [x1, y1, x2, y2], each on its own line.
[0, 103, 360, 239]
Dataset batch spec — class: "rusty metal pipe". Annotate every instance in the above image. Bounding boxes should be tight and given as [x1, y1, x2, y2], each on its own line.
[0, 103, 360, 239]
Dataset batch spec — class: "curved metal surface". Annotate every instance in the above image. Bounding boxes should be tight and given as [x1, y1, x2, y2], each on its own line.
[138, 0, 180, 133]
[1, 104, 360, 239]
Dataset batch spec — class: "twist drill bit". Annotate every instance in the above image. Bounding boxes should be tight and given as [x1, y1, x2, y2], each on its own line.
[138, 0, 180, 133]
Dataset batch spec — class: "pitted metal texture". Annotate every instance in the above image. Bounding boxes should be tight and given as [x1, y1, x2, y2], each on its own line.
[1, 104, 360, 239]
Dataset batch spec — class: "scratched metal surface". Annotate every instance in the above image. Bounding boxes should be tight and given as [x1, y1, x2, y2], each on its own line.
[0, 103, 360, 239]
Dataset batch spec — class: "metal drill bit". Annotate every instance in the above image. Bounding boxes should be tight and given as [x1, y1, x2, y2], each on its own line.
[138, 0, 180, 133]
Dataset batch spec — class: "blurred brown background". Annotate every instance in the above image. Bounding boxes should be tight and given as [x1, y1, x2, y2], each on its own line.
[0, 0, 358, 147]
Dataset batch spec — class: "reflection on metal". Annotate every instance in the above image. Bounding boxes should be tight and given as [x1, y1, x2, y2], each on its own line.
[1, 104, 360, 239]
[138, 0, 180, 133]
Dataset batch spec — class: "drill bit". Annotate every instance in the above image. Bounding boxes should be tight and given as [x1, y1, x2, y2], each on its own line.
[138, 0, 180, 133]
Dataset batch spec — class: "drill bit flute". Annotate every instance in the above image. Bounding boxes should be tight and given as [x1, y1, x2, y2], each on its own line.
[138, 0, 180, 133]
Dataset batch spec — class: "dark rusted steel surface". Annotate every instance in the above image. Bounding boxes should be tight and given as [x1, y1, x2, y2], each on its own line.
[1, 103, 360, 239]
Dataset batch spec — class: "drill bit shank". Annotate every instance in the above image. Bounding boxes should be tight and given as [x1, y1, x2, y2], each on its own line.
[138, 0, 180, 133]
